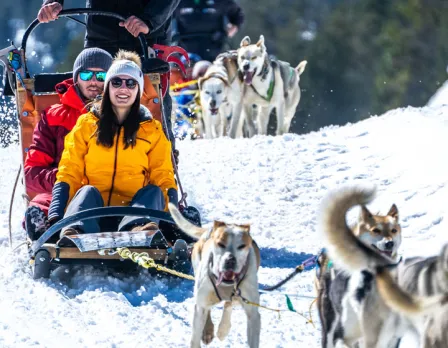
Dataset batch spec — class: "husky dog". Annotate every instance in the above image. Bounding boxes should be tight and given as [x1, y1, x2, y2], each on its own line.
[317, 186, 405, 348]
[374, 244, 448, 348]
[168, 203, 261, 348]
[198, 50, 244, 138]
[231, 35, 307, 138]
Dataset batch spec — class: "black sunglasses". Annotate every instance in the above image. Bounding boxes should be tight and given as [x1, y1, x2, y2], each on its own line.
[110, 77, 138, 89]
[79, 70, 106, 82]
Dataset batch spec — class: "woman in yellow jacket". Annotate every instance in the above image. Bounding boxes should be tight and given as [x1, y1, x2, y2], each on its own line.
[48, 51, 179, 239]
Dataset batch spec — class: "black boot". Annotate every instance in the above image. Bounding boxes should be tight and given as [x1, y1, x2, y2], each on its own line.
[170, 239, 192, 274]
[182, 206, 202, 227]
[25, 206, 48, 241]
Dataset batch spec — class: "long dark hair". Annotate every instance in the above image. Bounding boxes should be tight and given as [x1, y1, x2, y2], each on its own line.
[94, 85, 141, 149]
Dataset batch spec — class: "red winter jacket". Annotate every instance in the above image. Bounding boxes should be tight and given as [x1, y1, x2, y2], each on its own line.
[24, 79, 87, 195]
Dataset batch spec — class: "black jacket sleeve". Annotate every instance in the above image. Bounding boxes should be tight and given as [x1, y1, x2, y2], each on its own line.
[222, 0, 244, 27]
[141, 0, 181, 33]
[42, 0, 64, 5]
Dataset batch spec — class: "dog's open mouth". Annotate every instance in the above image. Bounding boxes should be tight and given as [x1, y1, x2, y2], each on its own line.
[216, 270, 237, 285]
[372, 245, 393, 257]
[210, 107, 219, 115]
[243, 70, 256, 85]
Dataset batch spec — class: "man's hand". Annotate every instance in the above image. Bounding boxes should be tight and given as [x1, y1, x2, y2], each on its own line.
[37, 2, 62, 23]
[119, 16, 150, 37]
[227, 24, 238, 38]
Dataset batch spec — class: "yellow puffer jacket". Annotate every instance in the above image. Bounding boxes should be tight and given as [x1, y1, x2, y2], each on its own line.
[55, 106, 177, 210]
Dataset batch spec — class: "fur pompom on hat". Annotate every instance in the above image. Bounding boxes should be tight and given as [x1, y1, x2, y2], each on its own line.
[104, 50, 144, 97]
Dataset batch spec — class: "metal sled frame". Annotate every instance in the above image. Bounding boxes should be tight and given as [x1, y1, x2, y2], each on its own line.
[33, 207, 177, 267]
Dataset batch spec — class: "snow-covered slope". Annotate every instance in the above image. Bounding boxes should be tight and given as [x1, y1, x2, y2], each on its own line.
[1, 105, 448, 347]
[427, 79, 448, 107]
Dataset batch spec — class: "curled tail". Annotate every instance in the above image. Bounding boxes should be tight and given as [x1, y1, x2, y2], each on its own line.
[319, 186, 394, 273]
[168, 203, 206, 240]
[376, 267, 448, 316]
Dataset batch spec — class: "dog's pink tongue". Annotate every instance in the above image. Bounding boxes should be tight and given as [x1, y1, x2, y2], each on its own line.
[243, 72, 253, 84]
[216, 271, 236, 286]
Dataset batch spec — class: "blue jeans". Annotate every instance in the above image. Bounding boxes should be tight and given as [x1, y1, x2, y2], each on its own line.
[62, 185, 165, 233]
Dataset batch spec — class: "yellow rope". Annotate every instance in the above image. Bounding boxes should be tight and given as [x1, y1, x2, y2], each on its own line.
[116, 247, 195, 280]
[171, 89, 199, 96]
[170, 80, 199, 90]
[117, 247, 316, 327]
[308, 298, 317, 329]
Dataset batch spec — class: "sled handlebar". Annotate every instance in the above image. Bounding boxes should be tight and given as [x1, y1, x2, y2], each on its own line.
[21, 9, 149, 76]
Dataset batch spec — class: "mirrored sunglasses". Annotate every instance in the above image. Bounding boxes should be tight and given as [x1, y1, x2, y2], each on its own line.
[79, 70, 106, 82]
[110, 77, 138, 90]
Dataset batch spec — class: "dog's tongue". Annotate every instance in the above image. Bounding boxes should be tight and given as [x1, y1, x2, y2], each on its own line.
[243, 71, 254, 84]
[382, 250, 393, 257]
[216, 271, 236, 286]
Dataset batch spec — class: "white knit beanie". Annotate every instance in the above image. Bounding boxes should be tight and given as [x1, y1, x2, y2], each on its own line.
[104, 59, 144, 97]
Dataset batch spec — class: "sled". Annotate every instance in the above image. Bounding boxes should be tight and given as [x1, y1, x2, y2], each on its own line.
[0, 9, 201, 280]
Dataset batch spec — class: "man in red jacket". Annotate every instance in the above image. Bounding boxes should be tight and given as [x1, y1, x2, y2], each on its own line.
[24, 47, 113, 240]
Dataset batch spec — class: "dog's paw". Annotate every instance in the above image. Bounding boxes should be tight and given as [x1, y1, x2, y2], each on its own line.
[217, 323, 231, 341]
[201, 332, 214, 345]
[202, 322, 215, 345]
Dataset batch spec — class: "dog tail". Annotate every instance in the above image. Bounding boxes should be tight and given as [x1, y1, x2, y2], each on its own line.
[319, 186, 395, 273]
[168, 203, 206, 240]
[296, 60, 307, 76]
[376, 267, 448, 316]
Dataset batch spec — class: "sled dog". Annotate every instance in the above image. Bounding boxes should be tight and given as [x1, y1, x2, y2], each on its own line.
[168, 203, 261, 348]
[230, 35, 307, 137]
[316, 186, 405, 348]
[198, 50, 244, 138]
[374, 244, 448, 348]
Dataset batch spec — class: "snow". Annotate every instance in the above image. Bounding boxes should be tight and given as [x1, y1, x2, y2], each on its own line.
[1, 104, 448, 347]
[427, 78, 448, 107]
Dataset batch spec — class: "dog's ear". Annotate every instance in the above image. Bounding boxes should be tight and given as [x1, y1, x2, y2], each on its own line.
[239, 224, 251, 232]
[213, 220, 226, 230]
[198, 76, 205, 90]
[220, 75, 230, 86]
[387, 204, 399, 220]
[256, 35, 265, 49]
[240, 36, 251, 47]
[360, 205, 373, 221]
[296, 60, 307, 76]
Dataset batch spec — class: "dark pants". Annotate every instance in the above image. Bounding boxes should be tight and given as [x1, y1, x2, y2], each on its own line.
[62, 185, 165, 233]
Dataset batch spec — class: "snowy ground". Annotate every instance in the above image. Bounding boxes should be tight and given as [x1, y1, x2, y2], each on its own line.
[427, 78, 448, 107]
[1, 104, 448, 347]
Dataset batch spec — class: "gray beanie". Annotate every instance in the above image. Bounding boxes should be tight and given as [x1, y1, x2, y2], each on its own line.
[73, 48, 113, 82]
[104, 60, 145, 97]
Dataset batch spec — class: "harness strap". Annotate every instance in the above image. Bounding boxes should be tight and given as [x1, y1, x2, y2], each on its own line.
[250, 73, 275, 102]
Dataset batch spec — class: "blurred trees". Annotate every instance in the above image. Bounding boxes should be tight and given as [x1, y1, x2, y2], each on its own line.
[235, 0, 448, 134]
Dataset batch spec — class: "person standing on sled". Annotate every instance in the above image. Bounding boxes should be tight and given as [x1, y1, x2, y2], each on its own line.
[173, 0, 244, 62]
[47, 51, 190, 271]
[37, 0, 181, 160]
[24, 48, 113, 241]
